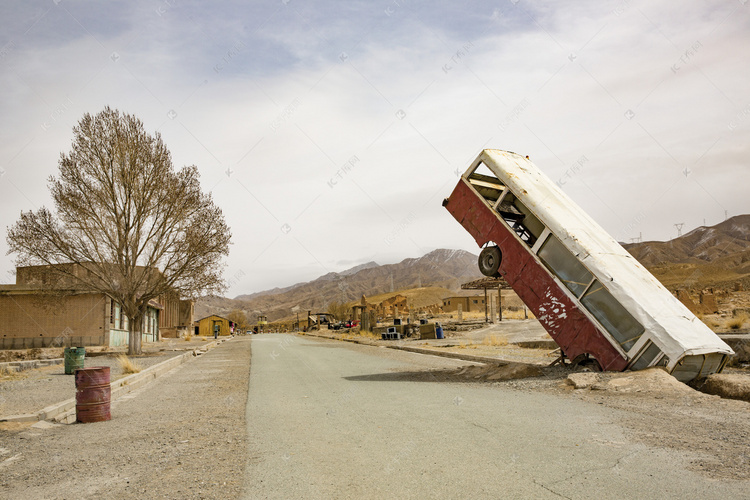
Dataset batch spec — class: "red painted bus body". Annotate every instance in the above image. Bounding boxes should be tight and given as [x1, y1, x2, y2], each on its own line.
[445, 178, 628, 370]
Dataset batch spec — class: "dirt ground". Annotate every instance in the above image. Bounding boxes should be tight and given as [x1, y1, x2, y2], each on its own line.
[0, 337, 250, 499]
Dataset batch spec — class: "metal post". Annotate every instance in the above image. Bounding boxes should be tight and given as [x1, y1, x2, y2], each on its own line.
[484, 287, 488, 322]
[498, 285, 503, 322]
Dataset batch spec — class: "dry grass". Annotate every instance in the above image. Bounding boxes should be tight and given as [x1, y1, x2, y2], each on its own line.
[727, 314, 748, 330]
[482, 334, 509, 346]
[117, 355, 143, 374]
[501, 308, 536, 320]
[0, 366, 24, 380]
[358, 330, 381, 340]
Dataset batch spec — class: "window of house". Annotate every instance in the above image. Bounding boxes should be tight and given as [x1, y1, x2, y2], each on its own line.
[580, 280, 644, 352]
[538, 234, 593, 298]
[115, 303, 121, 330]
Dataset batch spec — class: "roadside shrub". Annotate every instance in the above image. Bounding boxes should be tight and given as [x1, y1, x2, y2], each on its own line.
[117, 355, 142, 374]
[482, 334, 509, 346]
[727, 314, 748, 330]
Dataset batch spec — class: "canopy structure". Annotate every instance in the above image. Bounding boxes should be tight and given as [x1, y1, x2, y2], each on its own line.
[461, 276, 512, 322]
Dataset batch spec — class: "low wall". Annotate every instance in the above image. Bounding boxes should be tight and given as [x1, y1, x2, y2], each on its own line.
[0, 335, 105, 350]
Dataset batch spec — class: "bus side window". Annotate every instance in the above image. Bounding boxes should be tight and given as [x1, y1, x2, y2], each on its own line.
[496, 193, 543, 247]
[537, 235, 593, 298]
[580, 280, 645, 352]
[630, 341, 662, 370]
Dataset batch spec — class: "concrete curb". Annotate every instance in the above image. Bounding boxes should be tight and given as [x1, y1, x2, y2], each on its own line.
[0, 338, 230, 424]
[302, 332, 545, 366]
[0, 358, 64, 373]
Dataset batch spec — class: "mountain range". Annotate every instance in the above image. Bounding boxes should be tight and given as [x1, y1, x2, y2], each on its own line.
[196, 215, 750, 323]
[622, 214, 750, 290]
[196, 249, 482, 322]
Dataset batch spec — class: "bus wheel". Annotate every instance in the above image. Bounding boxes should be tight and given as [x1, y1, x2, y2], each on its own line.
[571, 354, 602, 372]
[478, 246, 502, 277]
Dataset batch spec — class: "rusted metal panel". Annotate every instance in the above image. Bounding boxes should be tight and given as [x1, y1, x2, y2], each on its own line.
[474, 198, 628, 371]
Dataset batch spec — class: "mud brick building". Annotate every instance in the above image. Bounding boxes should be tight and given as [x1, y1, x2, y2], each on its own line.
[441, 295, 486, 313]
[0, 264, 193, 349]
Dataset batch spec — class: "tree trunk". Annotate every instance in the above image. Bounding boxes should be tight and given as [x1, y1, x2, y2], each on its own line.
[127, 314, 142, 355]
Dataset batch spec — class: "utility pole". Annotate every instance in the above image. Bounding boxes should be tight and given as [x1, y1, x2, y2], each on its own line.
[674, 223, 684, 237]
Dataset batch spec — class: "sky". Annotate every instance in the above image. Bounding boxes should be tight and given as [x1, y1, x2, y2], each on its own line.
[1, 0, 748, 298]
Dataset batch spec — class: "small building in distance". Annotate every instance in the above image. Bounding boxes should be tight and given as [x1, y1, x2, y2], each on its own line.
[0, 264, 193, 349]
[441, 295, 486, 313]
[196, 315, 234, 337]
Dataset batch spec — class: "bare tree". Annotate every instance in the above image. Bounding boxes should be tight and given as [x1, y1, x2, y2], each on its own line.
[227, 308, 249, 331]
[6, 107, 231, 354]
[326, 300, 350, 321]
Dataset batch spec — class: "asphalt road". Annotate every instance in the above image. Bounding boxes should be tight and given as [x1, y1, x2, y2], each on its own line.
[243, 334, 748, 499]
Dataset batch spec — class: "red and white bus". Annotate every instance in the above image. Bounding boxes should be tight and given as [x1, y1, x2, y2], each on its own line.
[443, 149, 733, 381]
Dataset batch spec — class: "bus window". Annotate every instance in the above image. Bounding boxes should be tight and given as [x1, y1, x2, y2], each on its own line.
[468, 163, 505, 203]
[496, 192, 542, 247]
[580, 280, 644, 352]
[672, 352, 726, 381]
[538, 235, 593, 298]
[629, 342, 662, 370]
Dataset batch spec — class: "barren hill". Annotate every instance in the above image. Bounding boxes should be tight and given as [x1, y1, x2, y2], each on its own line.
[622, 215, 750, 289]
[195, 249, 482, 322]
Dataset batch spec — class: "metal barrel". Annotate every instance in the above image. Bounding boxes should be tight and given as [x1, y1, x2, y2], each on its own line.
[74, 366, 111, 423]
[63, 347, 86, 375]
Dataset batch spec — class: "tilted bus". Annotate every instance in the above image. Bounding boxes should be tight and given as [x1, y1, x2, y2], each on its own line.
[443, 149, 733, 381]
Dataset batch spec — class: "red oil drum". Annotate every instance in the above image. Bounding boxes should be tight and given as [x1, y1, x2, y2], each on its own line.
[74, 367, 111, 423]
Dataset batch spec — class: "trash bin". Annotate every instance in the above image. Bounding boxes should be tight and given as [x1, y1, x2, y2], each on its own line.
[436, 323, 444, 339]
[75, 366, 111, 422]
[64, 347, 85, 375]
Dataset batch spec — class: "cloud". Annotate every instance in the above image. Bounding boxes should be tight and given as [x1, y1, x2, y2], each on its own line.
[1, 0, 748, 296]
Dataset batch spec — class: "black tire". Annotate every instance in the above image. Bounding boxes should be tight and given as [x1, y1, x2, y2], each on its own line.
[478, 246, 502, 277]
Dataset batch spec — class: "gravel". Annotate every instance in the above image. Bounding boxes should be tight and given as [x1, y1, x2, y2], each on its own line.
[0, 337, 250, 499]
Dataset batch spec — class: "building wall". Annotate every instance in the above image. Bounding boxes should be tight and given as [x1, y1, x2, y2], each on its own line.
[0, 292, 107, 349]
[441, 296, 486, 313]
[158, 295, 194, 338]
[198, 315, 231, 336]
